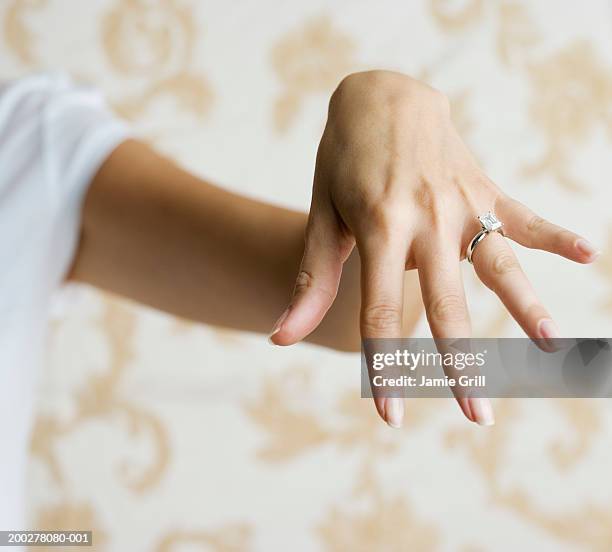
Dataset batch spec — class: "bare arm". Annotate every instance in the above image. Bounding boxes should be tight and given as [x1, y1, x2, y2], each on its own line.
[68, 139, 423, 352]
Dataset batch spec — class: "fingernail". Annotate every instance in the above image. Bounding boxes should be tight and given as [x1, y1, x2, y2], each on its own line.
[538, 318, 561, 352]
[268, 308, 289, 344]
[469, 398, 495, 426]
[576, 239, 601, 259]
[538, 318, 560, 340]
[385, 398, 404, 429]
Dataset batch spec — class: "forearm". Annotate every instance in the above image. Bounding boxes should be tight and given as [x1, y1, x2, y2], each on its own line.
[69, 140, 373, 350]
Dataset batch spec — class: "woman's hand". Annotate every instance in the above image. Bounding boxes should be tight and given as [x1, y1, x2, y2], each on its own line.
[269, 70, 600, 428]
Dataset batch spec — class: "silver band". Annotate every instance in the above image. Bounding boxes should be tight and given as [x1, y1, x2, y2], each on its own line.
[466, 211, 504, 264]
[466, 230, 490, 264]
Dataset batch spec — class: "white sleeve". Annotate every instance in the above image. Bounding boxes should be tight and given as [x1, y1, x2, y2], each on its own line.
[0, 73, 130, 533]
[0, 73, 129, 300]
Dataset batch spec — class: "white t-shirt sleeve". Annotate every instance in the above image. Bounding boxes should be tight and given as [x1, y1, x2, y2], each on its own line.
[0, 73, 129, 533]
[0, 73, 129, 298]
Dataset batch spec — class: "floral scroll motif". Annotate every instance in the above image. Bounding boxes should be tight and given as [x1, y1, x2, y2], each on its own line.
[318, 495, 439, 551]
[496, 0, 538, 66]
[155, 524, 253, 552]
[429, 0, 483, 31]
[31, 502, 107, 552]
[523, 41, 612, 192]
[3, 0, 47, 64]
[30, 297, 171, 526]
[271, 15, 357, 133]
[446, 399, 611, 550]
[244, 366, 443, 547]
[102, 0, 213, 122]
[430, 0, 538, 68]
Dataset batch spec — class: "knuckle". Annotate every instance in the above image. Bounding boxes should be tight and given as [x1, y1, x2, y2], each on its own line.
[413, 181, 435, 211]
[414, 179, 449, 229]
[362, 302, 402, 334]
[331, 71, 403, 109]
[338, 70, 405, 92]
[294, 270, 314, 294]
[555, 228, 575, 248]
[527, 214, 547, 233]
[364, 203, 390, 233]
[429, 293, 467, 323]
[365, 200, 405, 235]
[332, 70, 449, 114]
[294, 269, 336, 302]
[491, 251, 521, 276]
[429, 196, 449, 228]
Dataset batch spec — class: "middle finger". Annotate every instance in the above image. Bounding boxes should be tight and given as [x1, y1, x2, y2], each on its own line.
[416, 237, 493, 425]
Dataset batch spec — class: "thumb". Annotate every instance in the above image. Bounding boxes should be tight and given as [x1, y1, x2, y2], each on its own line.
[269, 210, 353, 345]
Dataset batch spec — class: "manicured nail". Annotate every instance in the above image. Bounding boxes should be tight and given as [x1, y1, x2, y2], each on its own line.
[538, 318, 561, 352]
[575, 239, 601, 259]
[538, 318, 560, 340]
[469, 398, 495, 426]
[268, 308, 289, 344]
[462, 398, 475, 422]
[385, 398, 404, 428]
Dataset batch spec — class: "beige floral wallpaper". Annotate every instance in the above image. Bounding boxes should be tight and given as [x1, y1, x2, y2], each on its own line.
[1, 0, 612, 550]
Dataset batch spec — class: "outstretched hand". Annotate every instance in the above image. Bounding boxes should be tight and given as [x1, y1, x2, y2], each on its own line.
[269, 71, 599, 428]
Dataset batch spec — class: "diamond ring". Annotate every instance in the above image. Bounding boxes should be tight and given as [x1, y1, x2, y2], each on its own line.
[466, 212, 504, 264]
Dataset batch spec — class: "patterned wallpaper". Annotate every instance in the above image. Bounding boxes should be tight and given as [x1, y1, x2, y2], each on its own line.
[2, 0, 612, 550]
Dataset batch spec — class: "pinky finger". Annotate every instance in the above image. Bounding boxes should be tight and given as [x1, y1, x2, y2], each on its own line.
[496, 197, 601, 263]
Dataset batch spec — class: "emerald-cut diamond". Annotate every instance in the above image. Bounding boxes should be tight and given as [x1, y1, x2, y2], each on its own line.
[478, 212, 502, 232]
